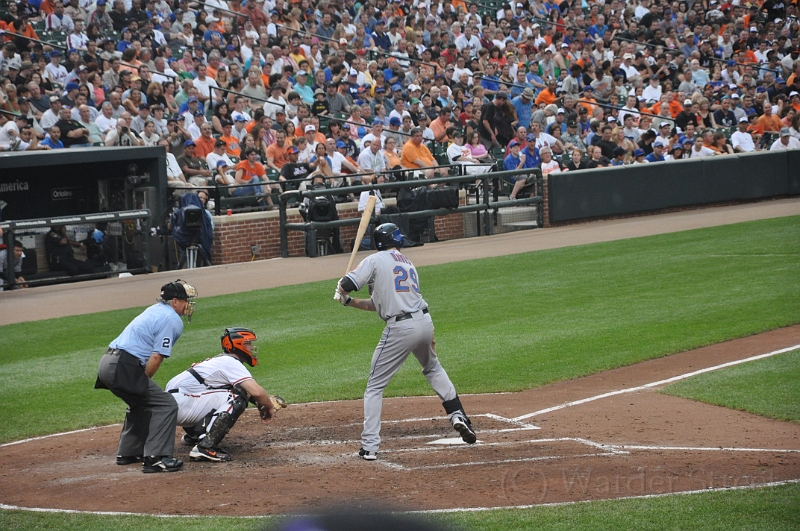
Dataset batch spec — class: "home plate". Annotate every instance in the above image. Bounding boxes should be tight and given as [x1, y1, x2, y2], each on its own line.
[428, 437, 476, 445]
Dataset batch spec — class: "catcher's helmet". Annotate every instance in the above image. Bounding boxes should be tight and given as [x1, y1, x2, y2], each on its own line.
[221, 327, 259, 366]
[373, 223, 404, 251]
[160, 279, 198, 322]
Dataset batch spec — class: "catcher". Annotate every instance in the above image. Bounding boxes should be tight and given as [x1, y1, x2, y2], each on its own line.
[166, 328, 286, 462]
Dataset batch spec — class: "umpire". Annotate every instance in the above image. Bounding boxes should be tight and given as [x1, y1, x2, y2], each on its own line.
[95, 279, 198, 473]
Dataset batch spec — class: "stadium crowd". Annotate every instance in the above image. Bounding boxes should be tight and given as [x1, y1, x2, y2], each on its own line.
[1, 0, 800, 188]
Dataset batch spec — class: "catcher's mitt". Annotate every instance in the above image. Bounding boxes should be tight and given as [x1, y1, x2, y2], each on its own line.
[258, 395, 287, 420]
[270, 395, 287, 411]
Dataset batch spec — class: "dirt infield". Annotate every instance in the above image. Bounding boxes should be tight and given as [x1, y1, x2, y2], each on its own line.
[1, 199, 799, 516]
[1, 327, 798, 515]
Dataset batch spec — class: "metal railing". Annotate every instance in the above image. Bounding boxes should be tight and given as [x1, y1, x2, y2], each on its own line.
[277, 167, 543, 258]
[0, 210, 151, 289]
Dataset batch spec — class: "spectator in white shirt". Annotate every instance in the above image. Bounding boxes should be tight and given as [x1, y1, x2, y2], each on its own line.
[770, 128, 800, 150]
[730, 117, 756, 152]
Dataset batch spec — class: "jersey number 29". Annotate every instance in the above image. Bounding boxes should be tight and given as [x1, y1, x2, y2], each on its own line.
[393, 266, 420, 293]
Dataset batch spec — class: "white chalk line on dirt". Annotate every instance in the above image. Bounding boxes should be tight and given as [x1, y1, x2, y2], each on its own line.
[513, 344, 800, 422]
[0, 412, 535, 448]
[372, 437, 631, 470]
[374, 453, 622, 471]
[2, 479, 799, 519]
[0, 424, 122, 447]
[264, 426, 541, 449]
[603, 444, 800, 453]
[414, 478, 800, 514]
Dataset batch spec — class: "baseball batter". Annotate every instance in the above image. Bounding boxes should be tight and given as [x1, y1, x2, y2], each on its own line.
[335, 223, 476, 460]
[166, 328, 279, 462]
[95, 279, 197, 473]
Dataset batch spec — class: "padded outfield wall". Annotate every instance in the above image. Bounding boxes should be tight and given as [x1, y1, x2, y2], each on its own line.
[547, 150, 800, 224]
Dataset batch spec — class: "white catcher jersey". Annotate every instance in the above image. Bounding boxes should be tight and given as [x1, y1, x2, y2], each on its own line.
[347, 249, 427, 321]
[166, 353, 253, 393]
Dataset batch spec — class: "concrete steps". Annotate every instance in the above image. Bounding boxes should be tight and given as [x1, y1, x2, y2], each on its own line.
[463, 203, 539, 237]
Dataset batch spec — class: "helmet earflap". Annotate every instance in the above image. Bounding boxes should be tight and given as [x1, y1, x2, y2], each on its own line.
[220, 327, 258, 366]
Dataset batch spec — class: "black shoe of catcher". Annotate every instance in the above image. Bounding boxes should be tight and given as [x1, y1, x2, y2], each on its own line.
[116, 455, 143, 465]
[141, 456, 184, 473]
[190, 445, 232, 462]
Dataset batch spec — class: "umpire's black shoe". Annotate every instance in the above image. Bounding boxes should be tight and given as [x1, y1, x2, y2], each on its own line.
[142, 456, 184, 473]
[116, 455, 143, 465]
[452, 414, 477, 444]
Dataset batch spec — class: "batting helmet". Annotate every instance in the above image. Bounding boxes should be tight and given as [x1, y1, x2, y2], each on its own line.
[160, 279, 198, 322]
[221, 327, 258, 367]
[373, 223, 404, 251]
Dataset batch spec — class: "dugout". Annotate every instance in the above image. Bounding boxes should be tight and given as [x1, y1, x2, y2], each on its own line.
[0, 147, 168, 285]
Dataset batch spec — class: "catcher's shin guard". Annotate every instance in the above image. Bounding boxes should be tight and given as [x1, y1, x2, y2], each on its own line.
[198, 392, 248, 449]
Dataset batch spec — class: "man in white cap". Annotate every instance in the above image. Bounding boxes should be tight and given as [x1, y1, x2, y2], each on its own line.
[731, 116, 756, 153]
[621, 53, 640, 82]
[770, 127, 800, 150]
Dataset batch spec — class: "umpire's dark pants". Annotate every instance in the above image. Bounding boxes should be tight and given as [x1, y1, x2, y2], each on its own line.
[96, 348, 178, 458]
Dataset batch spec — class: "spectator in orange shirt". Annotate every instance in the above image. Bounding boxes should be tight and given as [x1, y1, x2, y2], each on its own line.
[193, 123, 217, 158]
[535, 79, 559, 107]
[233, 148, 275, 207]
[39, 0, 57, 16]
[219, 120, 240, 157]
[401, 128, 436, 179]
[579, 86, 598, 114]
[757, 103, 784, 133]
[8, 15, 39, 50]
[429, 107, 452, 142]
[789, 91, 800, 113]
[265, 129, 290, 170]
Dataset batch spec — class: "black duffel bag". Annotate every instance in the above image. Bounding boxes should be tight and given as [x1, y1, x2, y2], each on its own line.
[421, 187, 459, 209]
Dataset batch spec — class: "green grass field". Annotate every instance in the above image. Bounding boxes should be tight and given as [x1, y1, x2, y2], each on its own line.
[662, 349, 800, 423]
[1, 215, 798, 530]
[1, 482, 798, 531]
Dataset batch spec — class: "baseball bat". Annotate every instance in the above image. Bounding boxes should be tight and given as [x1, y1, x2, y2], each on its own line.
[345, 195, 376, 274]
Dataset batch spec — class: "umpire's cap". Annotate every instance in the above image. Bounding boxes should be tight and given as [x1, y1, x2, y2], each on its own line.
[160, 279, 196, 301]
[160, 279, 198, 322]
[373, 223, 404, 251]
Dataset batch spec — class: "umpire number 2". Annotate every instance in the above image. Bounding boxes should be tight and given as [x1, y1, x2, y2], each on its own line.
[393, 266, 420, 293]
[162, 338, 171, 349]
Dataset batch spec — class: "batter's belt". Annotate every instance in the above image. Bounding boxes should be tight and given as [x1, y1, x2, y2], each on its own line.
[388, 307, 429, 323]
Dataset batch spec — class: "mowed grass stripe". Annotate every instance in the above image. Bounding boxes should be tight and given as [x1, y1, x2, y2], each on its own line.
[661, 349, 800, 423]
[1, 482, 798, 531]
[0, 216, 797, 443]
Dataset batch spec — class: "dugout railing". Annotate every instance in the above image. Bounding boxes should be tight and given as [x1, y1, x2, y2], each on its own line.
[0, 210, 152, 289]
[278, 167, 543, 258]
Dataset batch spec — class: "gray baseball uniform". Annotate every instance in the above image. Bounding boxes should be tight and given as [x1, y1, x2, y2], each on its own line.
[347, 249, 459, 452]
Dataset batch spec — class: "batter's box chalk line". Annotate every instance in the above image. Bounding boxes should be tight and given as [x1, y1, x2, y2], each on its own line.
[368, 437, 627, 471]
[265, 413, 538, 450]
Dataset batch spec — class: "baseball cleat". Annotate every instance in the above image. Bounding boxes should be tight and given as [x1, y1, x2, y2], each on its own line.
[181, 434, 200, 446]
[190, 445, 232, 462]
[141, 456, 183, 473]
[452, 415, 477, 444]
[116, 455, 143, 465]
[358, 448, 378, 461]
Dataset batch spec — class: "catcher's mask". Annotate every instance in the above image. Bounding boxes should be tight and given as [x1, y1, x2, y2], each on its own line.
[221, 327, 259, 366]
[160, 279, 198, 323]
